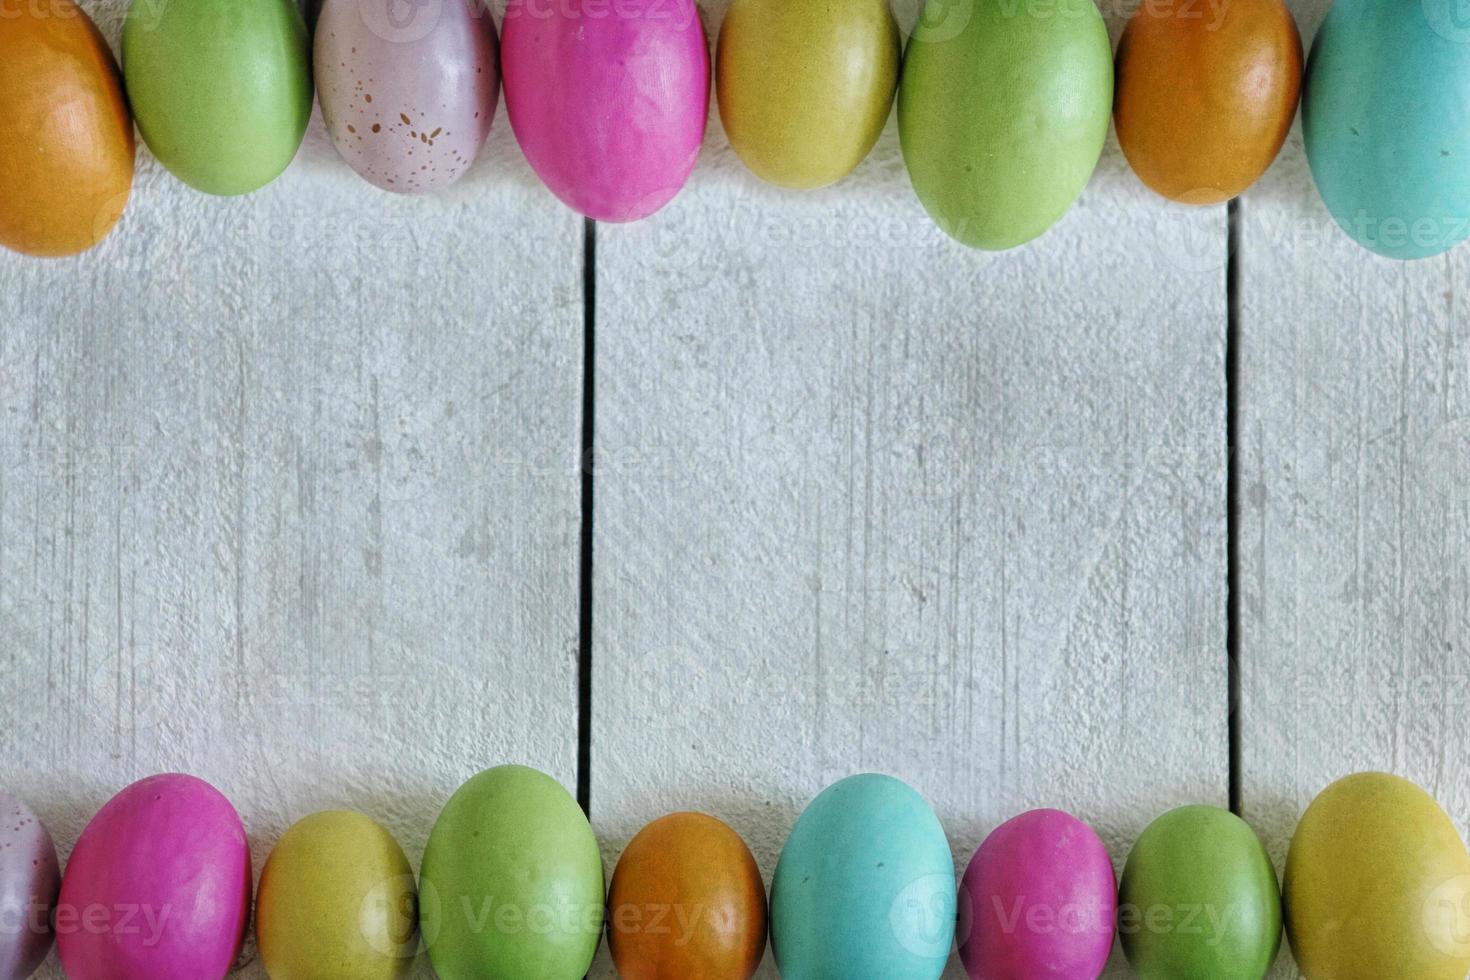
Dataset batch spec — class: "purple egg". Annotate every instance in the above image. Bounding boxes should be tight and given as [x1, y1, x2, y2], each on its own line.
[958, 809, 1116, 980]
[0, 794, 59, 980]
[501, 0, 709, 222]
[316, 0, 499, 193]
[56, 774, 251, 980]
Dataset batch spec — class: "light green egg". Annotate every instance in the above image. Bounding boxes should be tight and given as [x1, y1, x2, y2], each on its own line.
[420, 765, 604, 980]
[1119, 805, 1282, 979]
[899, 0, 1112, 249]
[122, 0, 311, 195]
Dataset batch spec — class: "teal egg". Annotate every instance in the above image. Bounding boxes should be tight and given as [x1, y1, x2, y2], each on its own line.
[1304, 0, 1470, 259]
[771, 774, 955, 980]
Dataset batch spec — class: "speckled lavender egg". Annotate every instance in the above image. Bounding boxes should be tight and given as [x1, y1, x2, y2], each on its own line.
[315, 0, 499, 193]
[0, 793, 60, 980]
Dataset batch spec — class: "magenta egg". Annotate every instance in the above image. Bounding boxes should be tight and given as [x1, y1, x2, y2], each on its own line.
[501, 0, 709, 222]
[316, 0, 499, 193]
[958, 809, 1116, 980]
[56, 774, 251, 980]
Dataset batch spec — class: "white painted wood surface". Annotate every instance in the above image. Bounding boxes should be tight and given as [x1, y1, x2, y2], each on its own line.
[1239, 1, 1470, 978]
[0, 3, 584, 969]
[4, 0, 1468, 976]
[589, 4, 1229, 977]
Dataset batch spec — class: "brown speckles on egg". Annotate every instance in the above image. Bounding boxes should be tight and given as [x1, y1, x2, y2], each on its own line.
[317, 0, 497, 197]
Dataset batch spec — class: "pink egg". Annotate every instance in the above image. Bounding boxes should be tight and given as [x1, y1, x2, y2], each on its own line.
[56, 774, 251, 980]
[316, 0, 499, 193]
[501, 0, 709, 222]
[958, 809, 1116, 980]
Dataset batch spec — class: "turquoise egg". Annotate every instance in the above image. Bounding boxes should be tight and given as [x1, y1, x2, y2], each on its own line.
[771, 774, 955, 979]
[1304, 0, 1470, 259]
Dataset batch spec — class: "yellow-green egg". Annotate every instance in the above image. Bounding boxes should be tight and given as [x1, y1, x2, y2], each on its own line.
[1285, 772, 1470, 979]
[256, 811, 418, 980]
[717, 0, 900, 189]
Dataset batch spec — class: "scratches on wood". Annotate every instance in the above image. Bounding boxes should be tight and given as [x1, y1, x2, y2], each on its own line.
[0, 102, 584, 979]
[590, 90, 1228, 975]
[1239, 16, 1470, 964]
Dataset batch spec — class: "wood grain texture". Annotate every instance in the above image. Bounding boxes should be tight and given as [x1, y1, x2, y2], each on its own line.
[0, 5, 584, 973]
[590, 4, 1230, 976]
[1239, 0, 1470, 976]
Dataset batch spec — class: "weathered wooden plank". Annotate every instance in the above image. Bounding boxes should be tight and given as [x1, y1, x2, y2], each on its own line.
[0, 14, 585, 971]
[590, 5, 1230, 974]
[1238, 1, 1470, 975]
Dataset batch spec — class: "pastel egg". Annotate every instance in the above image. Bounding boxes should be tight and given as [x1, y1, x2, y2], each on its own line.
[501, 0, 709, 222]
[1115, 0, 1301, 204]
[717, 0, 899, 190]
[958, 809, 1115, 980]
[771, 774, 955, 979]
[1285, 772, 1470, 979]
[56, 774, 251, 980]
[256, 811, 418, 980]
[1118, 805, 1281, 979]
[316, 0, 499, 194]
[420, 765, 603, 979]
[0, 0, 133, 257]
[1304, 0, 1470, 258]
[0, 793, 60, 980]
[899, 0, 1112, 249]
[608, 812, 766, 980]
[123, 0, 312, 195]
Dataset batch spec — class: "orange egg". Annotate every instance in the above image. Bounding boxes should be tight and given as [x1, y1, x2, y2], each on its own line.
[1115, 0, 1301, 204]
[608, 812, 767, 980]
[0, 0, 134, 257]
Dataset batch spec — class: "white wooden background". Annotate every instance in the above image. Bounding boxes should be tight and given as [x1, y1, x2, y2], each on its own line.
[0, 0, 1464, 975]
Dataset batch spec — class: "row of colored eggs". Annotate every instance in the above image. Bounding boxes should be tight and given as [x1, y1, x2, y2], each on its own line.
[3, 768, 1469, 979]
[4, 0, 1468, 262]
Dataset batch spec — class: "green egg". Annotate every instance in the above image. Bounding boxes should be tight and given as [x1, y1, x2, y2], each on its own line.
[122, 0, 311, 196]
[420, 765, 604, 980]
[898, 0, 1112, 249]
[1119, 805, 1282, 979]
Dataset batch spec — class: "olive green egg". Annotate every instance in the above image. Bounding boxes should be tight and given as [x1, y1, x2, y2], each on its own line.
[899, 0, 1112, 249]
[1285, 772, 1470, 979]
[1119, 805, 1282, 979]
[420, 765, 604, 979]
[255, 810, 418, 980]
[122, 0, 311, 196]
[717, 0, 900, 190]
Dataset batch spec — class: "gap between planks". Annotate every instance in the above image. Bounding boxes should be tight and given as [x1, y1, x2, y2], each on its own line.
[578, 217, 597, 816]
[572, 201, 1245, 822]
